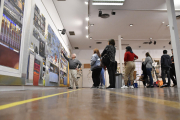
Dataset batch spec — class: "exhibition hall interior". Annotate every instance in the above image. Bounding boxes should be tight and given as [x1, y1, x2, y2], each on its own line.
[0, 0, 180, 119]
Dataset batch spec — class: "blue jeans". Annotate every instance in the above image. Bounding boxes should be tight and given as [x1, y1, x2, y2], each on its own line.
[100, 68, 105, 86]
[146, 68, 153, 85]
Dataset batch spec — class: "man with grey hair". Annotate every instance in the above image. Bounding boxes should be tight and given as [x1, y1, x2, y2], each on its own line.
[61, 51, 82, 89]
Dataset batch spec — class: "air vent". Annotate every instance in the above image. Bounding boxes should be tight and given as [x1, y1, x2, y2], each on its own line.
[69, 31, 75, 35]
[143, 42, 149, 44]
[74, 47, 79, 49]
[101, 14, 110, 18]
[176, 15, 180, 19]
[121, 44, 129, 46]
[96, 42, 102, 44]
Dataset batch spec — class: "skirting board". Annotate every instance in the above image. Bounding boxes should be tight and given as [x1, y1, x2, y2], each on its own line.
[0, 75, 25, 85]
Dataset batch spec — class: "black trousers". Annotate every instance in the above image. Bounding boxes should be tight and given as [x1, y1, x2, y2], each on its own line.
[170, 67, 177, 85]
[107, 62, 115, 87]
[92, 68, 102, 87]
[162, 68, 171, 86]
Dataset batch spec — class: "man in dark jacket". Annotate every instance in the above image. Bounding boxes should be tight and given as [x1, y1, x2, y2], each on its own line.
[160, 50, 172, 88]
[170, 49, 177, 87]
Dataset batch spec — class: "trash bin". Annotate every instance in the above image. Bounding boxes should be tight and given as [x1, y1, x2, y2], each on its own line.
[115, 73, 123, 88]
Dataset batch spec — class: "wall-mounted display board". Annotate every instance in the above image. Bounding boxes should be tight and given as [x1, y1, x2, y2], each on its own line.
[0, 0, 25, 69]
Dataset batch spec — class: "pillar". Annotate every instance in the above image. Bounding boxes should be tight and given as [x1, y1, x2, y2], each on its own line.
[118, 35, 123, 73]
[166, 0, 180, 88]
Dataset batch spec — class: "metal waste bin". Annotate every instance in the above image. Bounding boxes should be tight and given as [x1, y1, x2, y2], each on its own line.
[115, 73, 123, 88]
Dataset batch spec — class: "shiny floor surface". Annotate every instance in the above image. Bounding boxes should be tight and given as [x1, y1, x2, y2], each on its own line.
[0, 87, 180, 120]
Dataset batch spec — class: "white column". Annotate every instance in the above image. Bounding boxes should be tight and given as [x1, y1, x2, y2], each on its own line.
[118, 35, 123, 73]
[166, 0, 180, 88]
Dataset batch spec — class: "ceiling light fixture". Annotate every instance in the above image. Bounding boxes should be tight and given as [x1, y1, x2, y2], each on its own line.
[129, 24, 133, 27]
[86, 17, 89, 21]
[85, 26, 88, 29]
[111, 10, 116, 15]
[169, 41, 171, 45]
[90, 37, 93, 39]
[162, 22, 165, 24]
[90, 24, 94, 26]
[121, 37, 123, 39]
[92, 0, 125, 6]
[150, 38, 153, 40]
[85, 1, 88, 5]
[86, 35, 89, 38]
[166, 24, 170, 27]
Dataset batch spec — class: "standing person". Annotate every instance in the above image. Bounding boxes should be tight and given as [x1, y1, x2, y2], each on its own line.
[61, 51, 82, 89]
[160, 50, 172, 88]
[141, 61, 148, 87]
[91, 49, 102, 88]
[121, 46, 138, 89]
[170, 49, 177, 87]
[144, 52, 154, 88]
[101, 39, 116, 89]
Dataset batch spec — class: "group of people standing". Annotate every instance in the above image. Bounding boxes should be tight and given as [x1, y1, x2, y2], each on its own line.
[62, 39, 177, 89]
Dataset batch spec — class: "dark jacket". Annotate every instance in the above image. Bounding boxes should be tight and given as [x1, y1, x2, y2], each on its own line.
[142, 62, 147, 79]
[101, 45, 116, 62]
[171, 55, 175, 69]
[161, 54, 172, 69]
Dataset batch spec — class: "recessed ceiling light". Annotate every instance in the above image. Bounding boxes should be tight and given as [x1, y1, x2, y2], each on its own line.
[166, 24, 169, 27]
[162, 22, 165, 24]
[85, 1, 88, 5]
[121, 37, 123, 39]
[86, 17, 89, 21]
[90, 24, 94, 26]
[90, 37, 93, 39]
[150, 38, 153, 40]
[86, 35, 89, 38]
[129, 24, 133, 27]
[85, 26, 88, 29]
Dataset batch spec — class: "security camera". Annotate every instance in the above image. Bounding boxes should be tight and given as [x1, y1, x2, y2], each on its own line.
[58, 29, 66, 35]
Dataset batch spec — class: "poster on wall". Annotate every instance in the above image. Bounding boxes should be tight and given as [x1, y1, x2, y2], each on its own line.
[33, 59, 40, 86]
[0, 0, 25, 69]
[46, 25, 60, 66]
[49, 62, 59, 83]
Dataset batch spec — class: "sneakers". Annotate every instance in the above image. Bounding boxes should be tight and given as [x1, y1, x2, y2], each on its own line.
[160, 84, 168, 88]
[99, 85, 106, 89]
[121, 85, 128, 89]
[172, 84, 177, 87]
[91, 85, 96, 88]
[130, 86, 134, 89]
[147, 85, 154, 88]
[68, 87, 73, 89]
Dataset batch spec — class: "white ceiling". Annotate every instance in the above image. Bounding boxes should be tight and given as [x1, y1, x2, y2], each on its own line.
[52, 0, 180, 50]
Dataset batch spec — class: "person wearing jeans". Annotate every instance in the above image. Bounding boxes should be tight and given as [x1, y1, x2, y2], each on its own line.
[160, 50, 172, 88]
[144, 52, 154, 88]
[91, 49, 102, 88]
[99, 68, 106, 89]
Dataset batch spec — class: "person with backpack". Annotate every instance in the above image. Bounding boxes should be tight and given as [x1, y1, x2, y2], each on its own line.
[101, 39, 116, 89]
[91, 49, 102, 88]
[121, 46, 138, 89]
[160, 50, 172, 88]
[144, 52, 154, 88]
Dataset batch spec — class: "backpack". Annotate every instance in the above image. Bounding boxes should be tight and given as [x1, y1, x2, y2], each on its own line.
[101, 54, 110, 67]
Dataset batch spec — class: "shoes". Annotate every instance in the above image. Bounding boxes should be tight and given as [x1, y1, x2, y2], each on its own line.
[99, 85, 106, 89]
[130, 86, 134, 89]
[91, 85, 96, 88]
[160, 84, 168, 88]
[172, 84, 177, 87]
[121, 85, 128, 89]
[76, 87, 78, 89]
[68, 87, 73, 89]
[106, 86, 115, 89]
[147, 85, 154, 88]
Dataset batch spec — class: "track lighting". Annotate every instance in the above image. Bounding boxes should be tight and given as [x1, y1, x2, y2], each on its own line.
[99, 10, 102, 17]
[149, 41, 152, 44]
[58, 29, 66, 35]
[111, 10, 116, 15]
[154, 41, 156, 45]
[169, 41, 171, 45]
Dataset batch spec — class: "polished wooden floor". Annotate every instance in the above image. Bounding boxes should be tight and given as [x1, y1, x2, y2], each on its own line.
[0, 87, 180, 120]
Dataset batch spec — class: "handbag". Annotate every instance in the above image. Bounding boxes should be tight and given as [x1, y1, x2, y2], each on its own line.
[101, 54, 110, 66]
